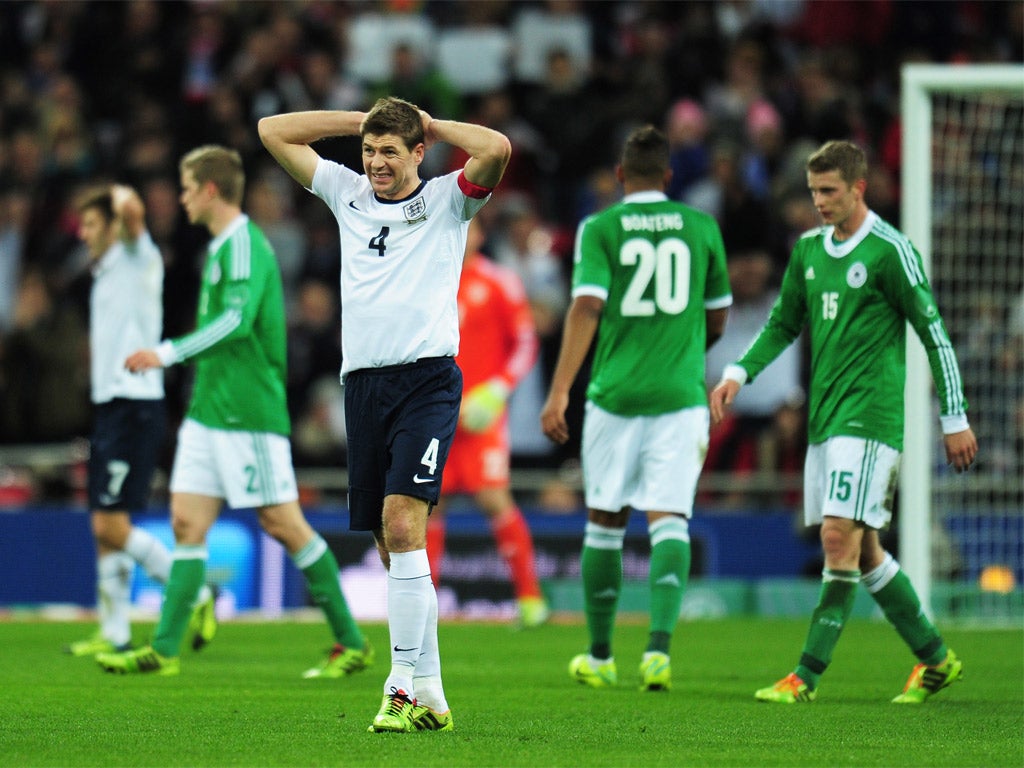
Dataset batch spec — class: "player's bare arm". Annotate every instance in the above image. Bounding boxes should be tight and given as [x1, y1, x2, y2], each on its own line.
[427, 118, 511, 189]
[708, 379, 741, 425]
[124, 348, 162, 373]
[943, 427, 978, 473]
[111, 185, 145, 241]
[259, 110, 366, 189]
[540, 295, 603, 444]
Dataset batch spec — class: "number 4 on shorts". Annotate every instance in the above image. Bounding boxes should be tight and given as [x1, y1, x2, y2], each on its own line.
[420, 438, 439, 476]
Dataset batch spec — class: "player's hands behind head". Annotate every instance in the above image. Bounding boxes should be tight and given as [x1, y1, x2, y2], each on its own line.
[420, 109, 435, 149]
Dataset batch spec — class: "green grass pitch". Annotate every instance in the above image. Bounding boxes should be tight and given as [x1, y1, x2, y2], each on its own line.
[1, 616, 1021, 767]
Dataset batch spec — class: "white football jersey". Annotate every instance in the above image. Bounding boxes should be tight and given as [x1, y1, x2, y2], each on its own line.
[310, 158, 490, 378]
[90, 231, 164, 403]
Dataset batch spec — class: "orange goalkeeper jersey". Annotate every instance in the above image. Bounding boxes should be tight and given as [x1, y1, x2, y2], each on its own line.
[457, 252, 538, 391]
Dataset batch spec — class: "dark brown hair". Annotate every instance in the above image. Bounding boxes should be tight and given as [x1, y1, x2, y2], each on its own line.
[76, 186, 115, 223]
[621, 125, 670, 180]
[361, 96, 425, 150]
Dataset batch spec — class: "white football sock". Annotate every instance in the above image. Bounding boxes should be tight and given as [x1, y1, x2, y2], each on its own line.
[124, 527, 172, 582]
[97, 551, 134, 647]
[384, 549, 432, 698]
[413, 585, 448, 713]
[125, 527, 211, 604]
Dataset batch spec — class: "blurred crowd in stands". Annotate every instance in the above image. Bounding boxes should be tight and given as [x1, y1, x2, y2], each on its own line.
[0, 0, 1019, 507]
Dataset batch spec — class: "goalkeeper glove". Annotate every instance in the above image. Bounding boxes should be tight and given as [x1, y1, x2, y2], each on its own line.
[460, 378, 510, 433]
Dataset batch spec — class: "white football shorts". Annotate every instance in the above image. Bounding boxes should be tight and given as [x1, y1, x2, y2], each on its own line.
[169, 418, 299, 509]
[804, 435, 900, 530]
[581, 401, 708, 516]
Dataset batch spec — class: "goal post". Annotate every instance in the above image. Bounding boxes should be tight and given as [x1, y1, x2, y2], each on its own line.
[900, 63, 1024, 622]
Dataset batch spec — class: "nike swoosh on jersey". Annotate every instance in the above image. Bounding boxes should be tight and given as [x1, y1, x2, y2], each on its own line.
[348, 200, 360, 210]
[413, 475, 435, 484]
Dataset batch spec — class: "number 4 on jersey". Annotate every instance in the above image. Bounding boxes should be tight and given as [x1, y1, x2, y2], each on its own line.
[369, 226, 390, 257]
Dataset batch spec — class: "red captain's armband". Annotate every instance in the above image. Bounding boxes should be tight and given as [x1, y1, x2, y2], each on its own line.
[457, 171, 493, 199]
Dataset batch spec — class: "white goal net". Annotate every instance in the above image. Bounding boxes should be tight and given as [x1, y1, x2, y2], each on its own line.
[901, 64, 1023, 624]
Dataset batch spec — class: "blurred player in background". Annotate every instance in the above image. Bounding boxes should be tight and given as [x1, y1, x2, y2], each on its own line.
[541, 125, 731, 692]
[67, 183, 216, 658]
[428, 218, 548, 628]
[710, 140, 977, 704]
[96, 146, 369, 679]
[259, 97, 510, 733]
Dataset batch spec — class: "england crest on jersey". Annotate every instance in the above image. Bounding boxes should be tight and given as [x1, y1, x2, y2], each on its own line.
[403, 197, 427, 224]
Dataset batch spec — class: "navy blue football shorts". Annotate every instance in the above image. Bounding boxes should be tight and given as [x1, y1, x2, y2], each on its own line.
[88, 398, 166, 511]
[344, 356, 462, 532]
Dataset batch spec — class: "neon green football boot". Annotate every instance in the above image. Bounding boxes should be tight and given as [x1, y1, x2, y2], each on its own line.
[64, 632, 130, 657]
[639, 651, 672, 691]
[569, 653, 617, 687]
[188, 586, 219, 652]
[755, 673, 817, 703]
[96, 645, 180, 676]
[892, 649, 963, 704]
[367, 687, 415, 733]
[411, 704, 454, 732]
[302, 641, 374, 679]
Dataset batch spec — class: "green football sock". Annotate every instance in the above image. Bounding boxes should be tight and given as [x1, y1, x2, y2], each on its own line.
[871, 568, 946, 665]
[294, 536, 364, 650]
[151, 547, 206, 658]
[581, 522, 625, 660]
[794, 569, 860, 690]
[647, 517, 691, 654]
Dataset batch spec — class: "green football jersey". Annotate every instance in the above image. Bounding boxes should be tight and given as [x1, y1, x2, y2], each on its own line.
[172, 215, 291, 435]
[573, 191, 732, 416]
[735, 211, 967, 450]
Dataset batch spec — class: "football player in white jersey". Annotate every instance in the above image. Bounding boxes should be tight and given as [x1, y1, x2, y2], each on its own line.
[68, 184, 216, 658]
[260, 97, 510, 734]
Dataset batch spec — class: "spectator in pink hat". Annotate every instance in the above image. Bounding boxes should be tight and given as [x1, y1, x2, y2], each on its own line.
[665, 99, 710, 201]
[743, 98, 784, 199]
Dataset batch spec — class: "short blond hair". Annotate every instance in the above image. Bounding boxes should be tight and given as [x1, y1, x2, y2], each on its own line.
[807, 141, 867, 186]
[180, 145, 245, 205]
